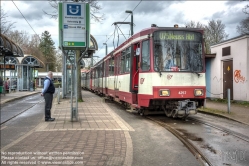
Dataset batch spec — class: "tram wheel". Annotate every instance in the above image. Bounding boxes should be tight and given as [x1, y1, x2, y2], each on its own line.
[162, 106, 172, 117]
[165, 110, 173, 117]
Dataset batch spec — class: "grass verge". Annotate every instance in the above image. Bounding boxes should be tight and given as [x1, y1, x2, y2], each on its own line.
[198, 107, 233, 115]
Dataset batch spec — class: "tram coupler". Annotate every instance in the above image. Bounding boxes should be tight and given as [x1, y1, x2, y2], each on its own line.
[174, 100, 197, 118]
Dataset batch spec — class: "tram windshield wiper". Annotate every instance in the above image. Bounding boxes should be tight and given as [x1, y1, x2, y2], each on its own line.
[158, 67, 162, 77]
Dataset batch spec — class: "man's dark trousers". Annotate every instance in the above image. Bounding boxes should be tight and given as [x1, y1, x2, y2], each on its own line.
[44, 93, 53, 119]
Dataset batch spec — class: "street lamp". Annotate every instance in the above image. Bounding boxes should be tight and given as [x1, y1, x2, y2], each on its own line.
[103, 43, 108, 56]
[125, 10, 133, 36]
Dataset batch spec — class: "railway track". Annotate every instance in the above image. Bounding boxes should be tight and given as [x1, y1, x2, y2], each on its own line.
[0, 94, 43, 125]
[0, 90, 61, 125]
[187, 116, 249, 143]
[0, 99, 43, 125]
[147, 116, 213, 166]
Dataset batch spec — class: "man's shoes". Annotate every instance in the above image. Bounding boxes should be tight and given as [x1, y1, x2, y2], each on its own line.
[45, 118, 55, 122]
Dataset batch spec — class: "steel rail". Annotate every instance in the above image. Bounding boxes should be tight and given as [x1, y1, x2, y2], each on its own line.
[0, 91, 58, 126]
[187, 116, 249, 143]
[0, 98, 43, 125]
[147, 116, 213, 166]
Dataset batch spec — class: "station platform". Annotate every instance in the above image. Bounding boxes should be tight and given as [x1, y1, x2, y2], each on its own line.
[1, 89, 134, 166]
[200, 99, 249, 126]
[0, 89, 249, 165]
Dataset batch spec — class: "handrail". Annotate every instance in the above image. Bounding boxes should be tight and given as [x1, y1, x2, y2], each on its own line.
[132, 70, 139, 88]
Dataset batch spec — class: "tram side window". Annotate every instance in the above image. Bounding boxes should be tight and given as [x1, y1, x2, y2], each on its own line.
[103, 62, 106, 77]
[105, 61, 109, 77]
[121, 50, 125, 74]
[117, 56, 121, 74]
[99, 64, 103, 78]
[125, 47, 131, 72]
[91, 71, 94, 79]
[98, 63, 102, 78]
[114, 56, 118, 75]
[118, 55, 122, 74]
[95, 69, 97, 79]
[141, 40, 150, 71]
[109, 57, 114, 76]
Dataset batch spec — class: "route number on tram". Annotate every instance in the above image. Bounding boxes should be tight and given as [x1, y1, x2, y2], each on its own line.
[178, 91, 186, 95]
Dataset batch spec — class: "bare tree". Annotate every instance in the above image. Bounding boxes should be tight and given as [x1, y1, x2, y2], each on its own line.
[185, 20, 229, 54]
[205, 19, 229, 54]
[185, 20, 208, 54]
[44, 0, 105, 22]
[185, 20, 204, 28]
[7, 30, 30, 53]
[237, 16, 249, 35]
[242, 4, 249, 15]
[7, 30, 29, 46]
[55, 49, 63, 72]
[27, 35, 44, 57]
[237, 3, 249, 35]
[0, 9, 15, 35]
[29, 34, 41, 48]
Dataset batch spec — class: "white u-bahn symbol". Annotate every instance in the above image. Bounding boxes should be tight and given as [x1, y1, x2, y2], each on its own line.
[69, 5, 79, 15]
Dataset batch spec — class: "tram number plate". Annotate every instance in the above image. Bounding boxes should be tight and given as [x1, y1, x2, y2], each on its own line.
[178, 91, 186, 95]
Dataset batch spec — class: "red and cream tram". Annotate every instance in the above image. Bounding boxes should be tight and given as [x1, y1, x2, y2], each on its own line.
[82, 24, 206, 118]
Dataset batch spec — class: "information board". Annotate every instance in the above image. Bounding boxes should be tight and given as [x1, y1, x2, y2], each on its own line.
[0, 64, 15, 70]
[59, 2, 90, 49]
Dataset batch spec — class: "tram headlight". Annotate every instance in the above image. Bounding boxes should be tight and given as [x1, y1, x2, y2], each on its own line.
[194, 89, 203, 96]
[159, 89, 170, 96]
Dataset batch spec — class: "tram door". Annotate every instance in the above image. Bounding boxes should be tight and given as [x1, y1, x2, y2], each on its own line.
[130, 44, 140, 104]
[99, 63, 104, 94]
[114, 55, 120, 97]
[95, 68, 99, 91]
[103, 61, 107, 94]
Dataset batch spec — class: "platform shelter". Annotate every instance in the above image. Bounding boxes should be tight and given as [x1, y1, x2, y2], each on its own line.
[0, 33, 24, 93]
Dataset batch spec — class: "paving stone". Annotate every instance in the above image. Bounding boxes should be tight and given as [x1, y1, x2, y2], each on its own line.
[1, 90, 135, 166]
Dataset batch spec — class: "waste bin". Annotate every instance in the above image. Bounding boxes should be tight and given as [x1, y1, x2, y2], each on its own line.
[0, 86, 2, 93]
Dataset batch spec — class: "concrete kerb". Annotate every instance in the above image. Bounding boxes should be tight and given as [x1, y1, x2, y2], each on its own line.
[197, 109, 249, 126]
[123, 131, 133, 166]
[101, 102, 134, 166]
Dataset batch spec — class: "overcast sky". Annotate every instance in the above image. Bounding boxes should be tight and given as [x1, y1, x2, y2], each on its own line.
[2, 0, 248, 61]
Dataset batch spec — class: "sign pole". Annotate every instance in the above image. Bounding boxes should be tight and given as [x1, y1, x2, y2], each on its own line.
[75, 50, 79, 121]
[59, 2, 90, 122]
[3, 56, 6, 95]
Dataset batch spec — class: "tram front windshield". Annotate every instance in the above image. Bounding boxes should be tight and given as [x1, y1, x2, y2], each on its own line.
[153, 30, 203, 72]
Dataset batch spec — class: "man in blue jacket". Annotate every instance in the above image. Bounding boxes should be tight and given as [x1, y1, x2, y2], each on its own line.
[41, 71, 55, 121]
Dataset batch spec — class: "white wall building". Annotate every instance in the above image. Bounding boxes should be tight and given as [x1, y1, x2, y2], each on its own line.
[207, 34, 249, 101]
